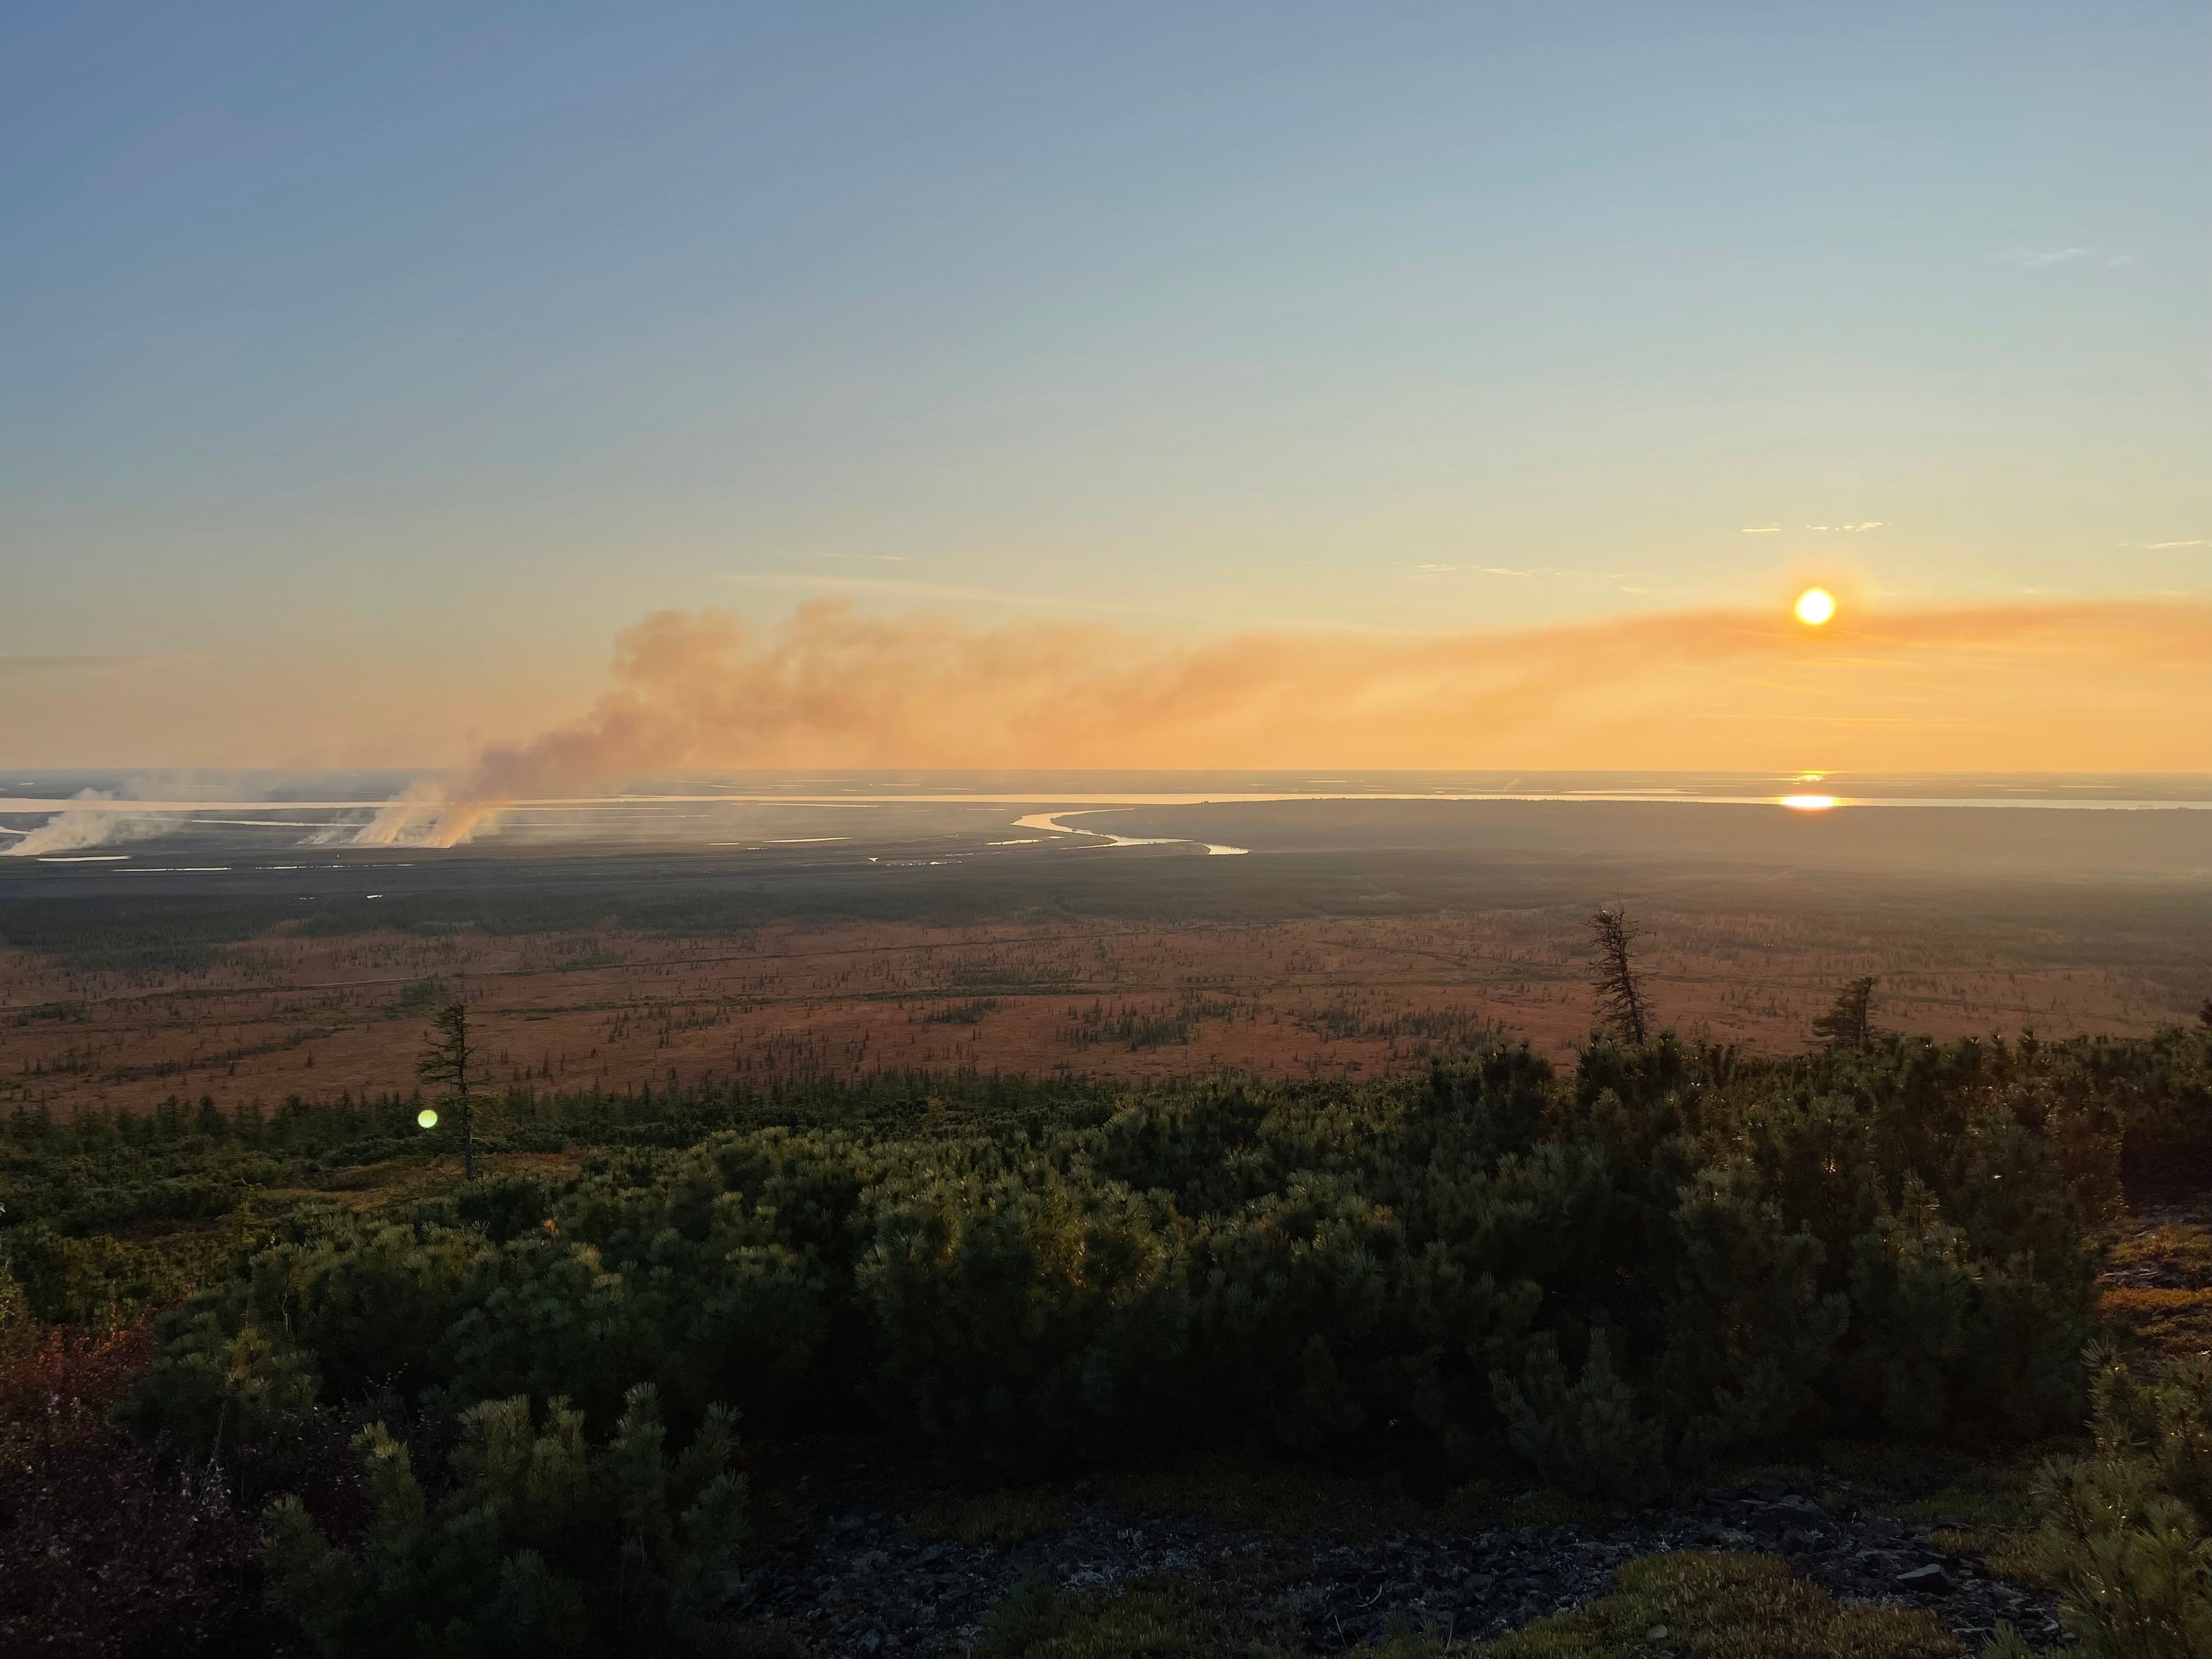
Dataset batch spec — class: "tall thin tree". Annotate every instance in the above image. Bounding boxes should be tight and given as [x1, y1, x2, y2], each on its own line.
[1588, 906, 1652, 1046]
[419, 1001, 482, 1182]
[1813, 976, 1880, 1052]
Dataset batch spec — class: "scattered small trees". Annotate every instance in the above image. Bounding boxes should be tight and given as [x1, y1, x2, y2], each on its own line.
[1588, 907, 1653, 1045]
[1813, 976, 1881, 1052]
[419, 1002, 483, 1182]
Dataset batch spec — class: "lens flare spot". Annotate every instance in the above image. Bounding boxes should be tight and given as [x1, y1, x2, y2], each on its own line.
[1781, 794, 1837, 811]
[1795, 588, 1836, 625]
[417, 1108, 439, 1129]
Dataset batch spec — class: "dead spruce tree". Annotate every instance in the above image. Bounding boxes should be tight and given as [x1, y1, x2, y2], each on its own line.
[1588, 906, 1652, 1045]
[419, 1001, 483, 1181]
[1813, 975, 1880, 1051]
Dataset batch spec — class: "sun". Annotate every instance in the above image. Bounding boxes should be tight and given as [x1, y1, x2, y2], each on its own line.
[1795, 587, 1836, 626]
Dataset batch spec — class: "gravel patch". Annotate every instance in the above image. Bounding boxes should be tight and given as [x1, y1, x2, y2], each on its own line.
[730, 1471, 2059, 1655]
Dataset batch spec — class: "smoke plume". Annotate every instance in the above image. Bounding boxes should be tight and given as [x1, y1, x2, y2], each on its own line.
[342, 597, 2210, 847]
[0, 791, 165, 857]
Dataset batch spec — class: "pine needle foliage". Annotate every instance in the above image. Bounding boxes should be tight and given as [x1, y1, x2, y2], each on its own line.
[2007, 1349, 2212, 1657]
[16, 1026, 2211, 1656]
[121, 1029, 2159, 1505]
[266, 1384, 746, 1658]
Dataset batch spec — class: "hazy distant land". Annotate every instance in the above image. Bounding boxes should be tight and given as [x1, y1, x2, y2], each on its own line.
[4, 774, 2204, 1120]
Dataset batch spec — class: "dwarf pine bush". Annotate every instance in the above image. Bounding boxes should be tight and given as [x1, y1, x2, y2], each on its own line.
[266, 1384, 746, 1659]
[126, 1032, 2170, 1511]
[2012, 1350, 2212, 1657]
[858, 1153, 1192, 1470]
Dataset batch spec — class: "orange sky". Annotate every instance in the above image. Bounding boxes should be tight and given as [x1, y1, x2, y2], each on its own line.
[386, 596, 2212, 796]
[11, 596, 2205, 777]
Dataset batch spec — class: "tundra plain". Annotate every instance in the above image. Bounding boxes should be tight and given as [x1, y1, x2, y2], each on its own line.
[4, 796, 2204, 1120]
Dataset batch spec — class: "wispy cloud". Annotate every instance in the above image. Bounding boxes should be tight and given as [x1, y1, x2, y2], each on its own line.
[1743, 522, 1883, 534]
[2008, 247, 2087, 269]
[2149, 540, 2205, 550]
[804, 551, 907, 563]
[0, 653, 146, 674]
[2002, 247, 2135, 269]
[720, 572, 1131, 610]
[1400, 563, 1535, 578]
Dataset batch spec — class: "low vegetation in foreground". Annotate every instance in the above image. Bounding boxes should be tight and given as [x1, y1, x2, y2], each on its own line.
[4, 1022, 2212, 1656]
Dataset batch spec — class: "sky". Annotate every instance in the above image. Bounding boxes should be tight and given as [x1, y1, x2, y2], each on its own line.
[2, 2, 2206, 770]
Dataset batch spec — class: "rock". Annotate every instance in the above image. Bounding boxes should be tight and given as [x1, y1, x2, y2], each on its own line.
[724, 1466, 2050, 1656]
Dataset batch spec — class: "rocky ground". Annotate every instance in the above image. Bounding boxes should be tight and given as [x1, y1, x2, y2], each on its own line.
[730, 1471, 2057, 1656]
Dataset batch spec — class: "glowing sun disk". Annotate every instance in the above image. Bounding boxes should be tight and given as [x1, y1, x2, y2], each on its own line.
[1781, 794, 1837, 811]
[1795, 588, 1836, 625]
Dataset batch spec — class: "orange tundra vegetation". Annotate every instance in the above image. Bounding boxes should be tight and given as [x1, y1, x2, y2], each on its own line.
[2, 905, 2200, 1121]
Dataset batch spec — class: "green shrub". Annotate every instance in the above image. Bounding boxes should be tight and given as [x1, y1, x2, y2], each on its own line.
[1657, 1163, 1849, 1462]
[1493, 1329, 1665, 1502]
[857, 1154, 1192, 1471]
[0, 1222, 211, 1329]
[2011, 1351, 2212, 1657]
[120, 1292, 320, 1464]
[266, 1383, 746, 1658]
[114, 1033, 2142, 1500]
[1192, 1170, 1540, 1460]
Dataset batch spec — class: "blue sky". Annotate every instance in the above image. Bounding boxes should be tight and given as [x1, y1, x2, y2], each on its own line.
[2, 2, 2205, 764]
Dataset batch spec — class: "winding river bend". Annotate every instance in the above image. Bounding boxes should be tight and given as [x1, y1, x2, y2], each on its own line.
[1009, 810, 1249, 855]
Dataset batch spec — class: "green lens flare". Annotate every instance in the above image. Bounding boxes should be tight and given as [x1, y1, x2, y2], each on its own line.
[417, 1108, 439, 1129]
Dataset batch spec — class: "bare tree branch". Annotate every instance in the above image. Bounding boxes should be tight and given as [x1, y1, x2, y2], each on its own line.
[1588, 906, 1652, 1046]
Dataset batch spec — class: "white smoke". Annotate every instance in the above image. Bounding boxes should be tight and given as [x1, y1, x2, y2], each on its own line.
[0, 789, 163, 856]
[303, 778, 453, 846]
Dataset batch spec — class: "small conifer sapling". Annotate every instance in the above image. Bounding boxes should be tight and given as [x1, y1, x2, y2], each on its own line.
[419, 1001, 482, 1181]
[1813, 976, 1881, 1052]
[1588, 906, 1652, 1046]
